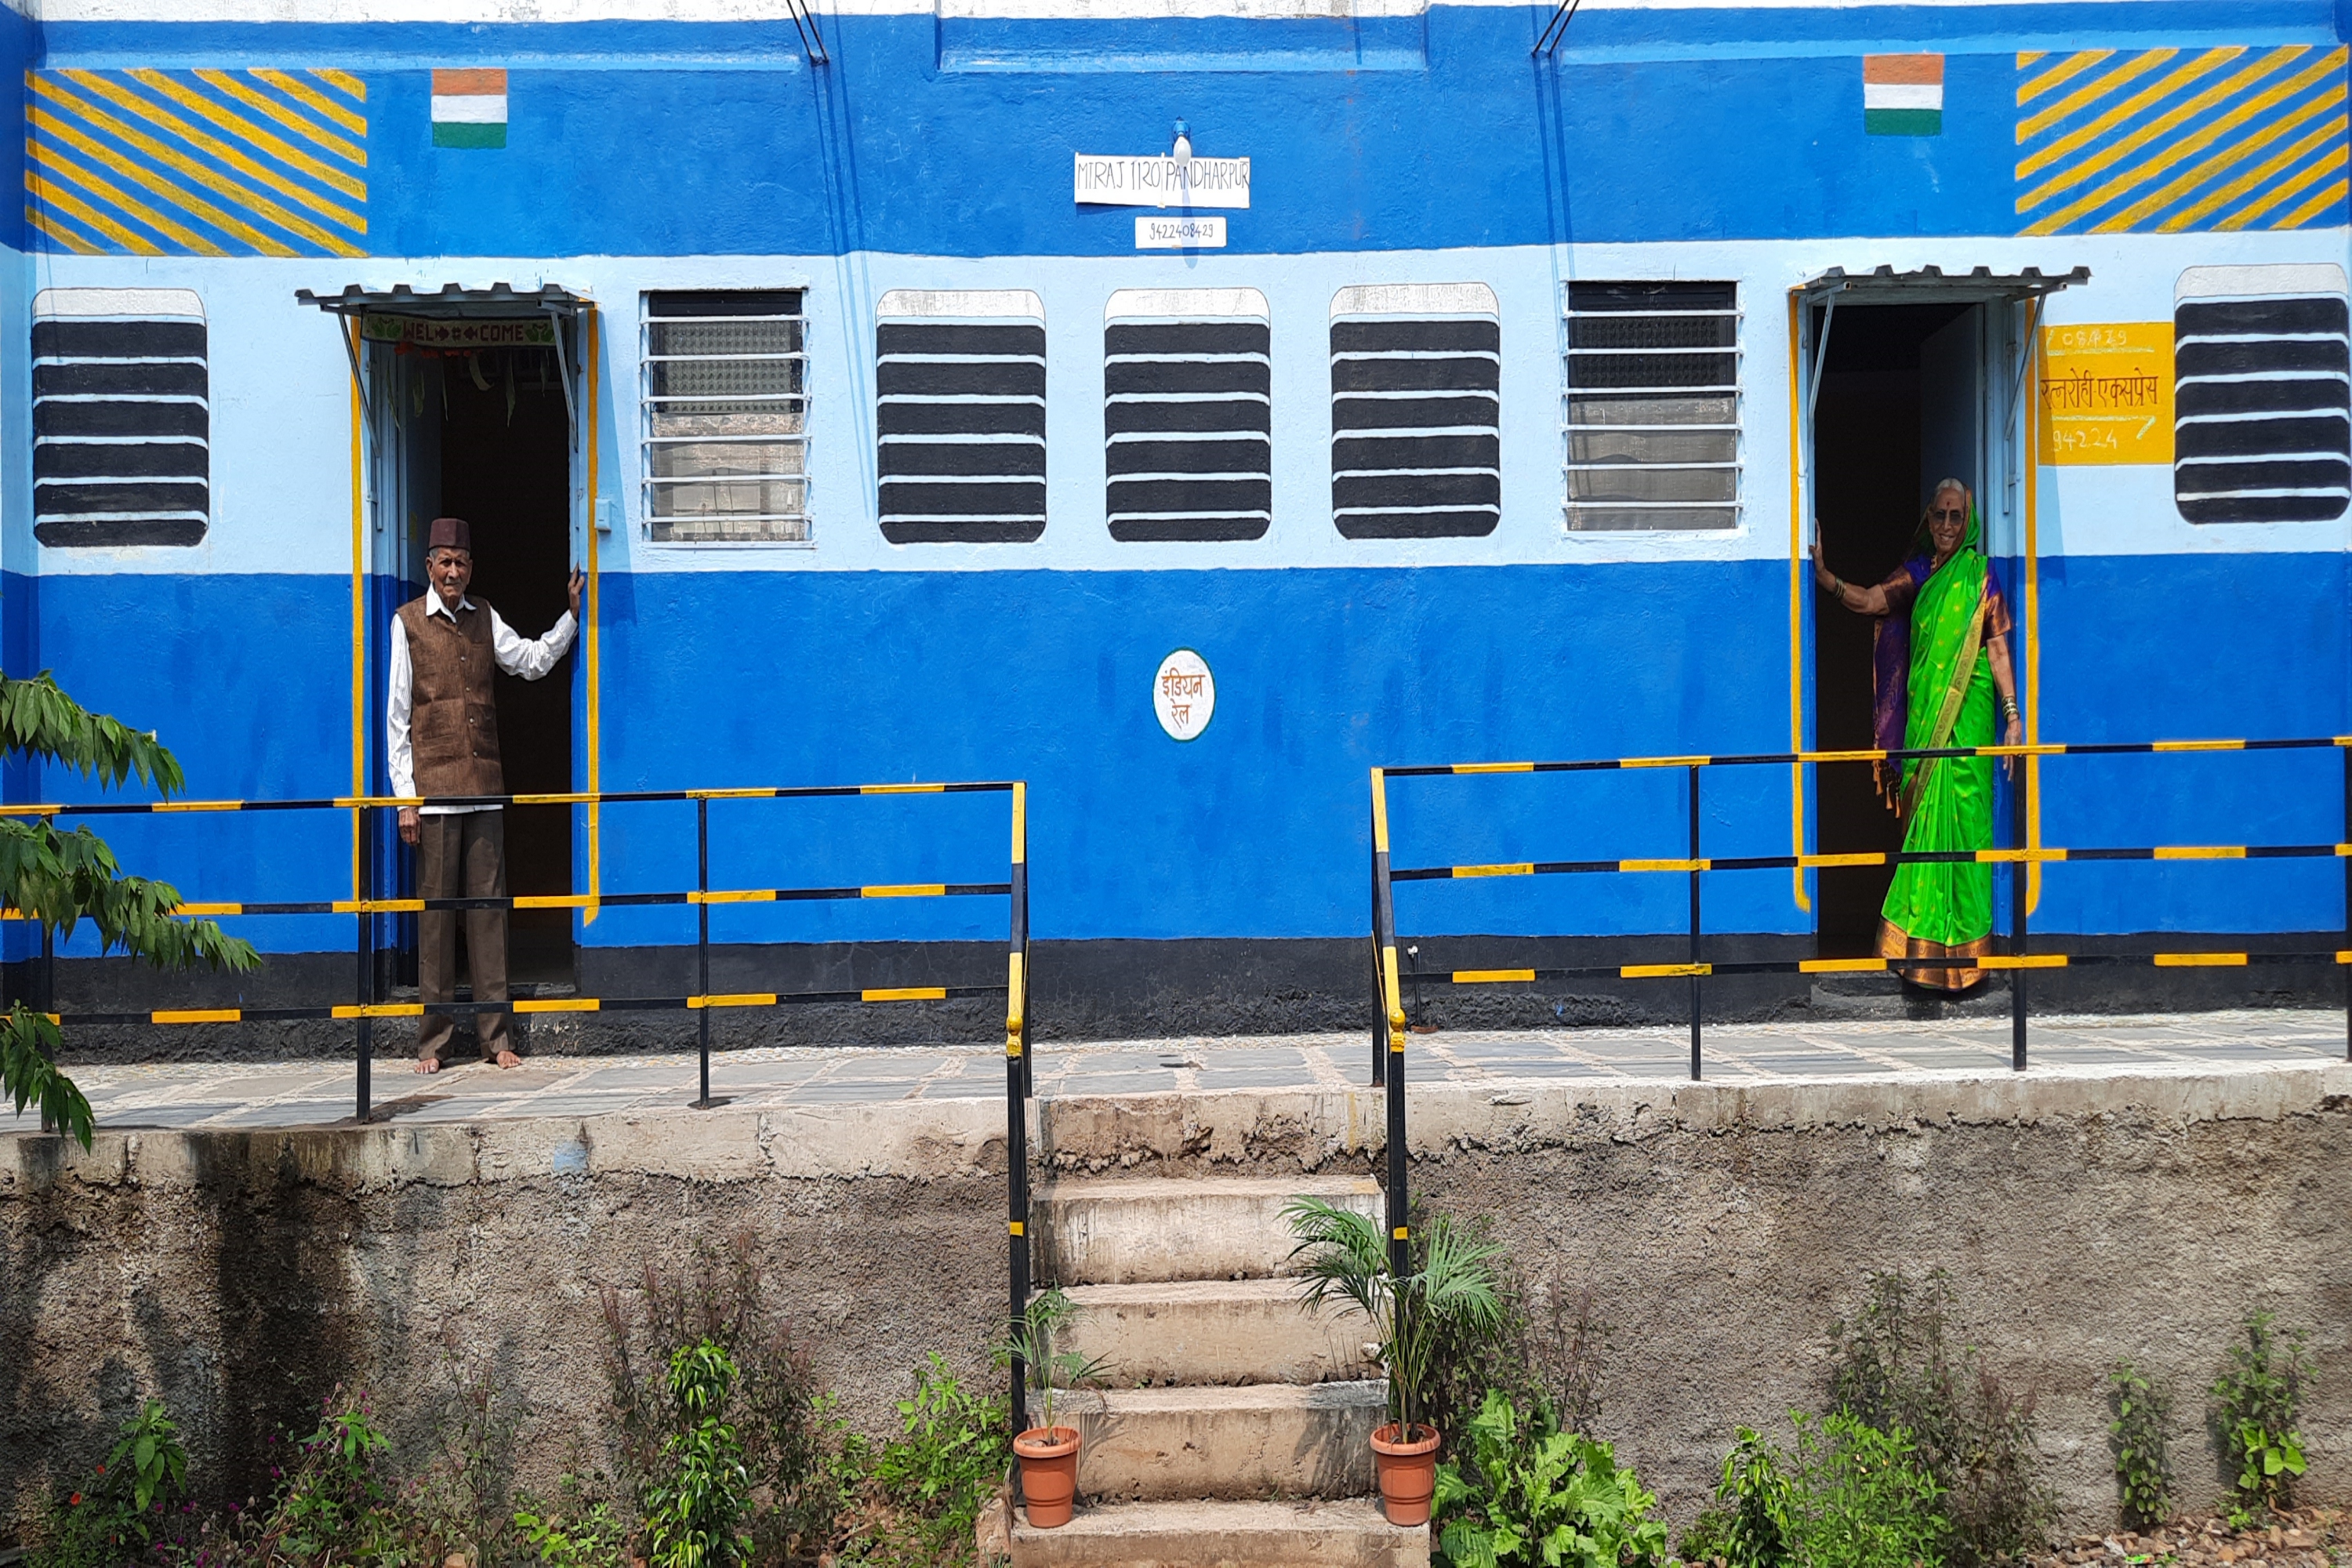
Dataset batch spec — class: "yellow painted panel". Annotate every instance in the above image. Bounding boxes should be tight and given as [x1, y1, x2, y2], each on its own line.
[694, 993, 779, 1009]
[153, 1007, 240, 1023]
[514, 997, 600, 1014]
[1452, 862, 1534, 878]
[863, 884, 948, 898]
[2040, 322, 2172, 463]
[2153, 845, 2245, 859]
[1453, 969, 1537, 984]
[1976, 953, 2071, 969]
[1801, 958, 1891, 973]
[1622, 962, 1711, 978]
[1621, 858, 1708, 873]
[2152, 952, 2248, 967]
[1451, 762, 1534, 774]
[864, 986, 949, 1002]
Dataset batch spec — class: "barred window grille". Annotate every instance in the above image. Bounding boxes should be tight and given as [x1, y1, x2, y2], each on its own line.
[1330, 284, 1501, 539]
[641, 289, 808, 543]
[1105, 288, 1272, 542]
[2173, 264, 2350, 524]
[1563, 280, 1740, 532]
[877, 290, 1046, 543]
[33, 287, 209, 547]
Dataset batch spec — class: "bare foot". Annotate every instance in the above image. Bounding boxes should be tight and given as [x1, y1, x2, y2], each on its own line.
[416, 1056, 441, 1075]
[492, 1049, 522, 1068]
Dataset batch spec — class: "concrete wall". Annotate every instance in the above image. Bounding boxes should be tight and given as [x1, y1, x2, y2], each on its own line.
[9, 1062, 2352, 1540]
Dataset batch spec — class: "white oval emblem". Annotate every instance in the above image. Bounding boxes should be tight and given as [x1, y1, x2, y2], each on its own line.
[1152, 648, 1215, 742]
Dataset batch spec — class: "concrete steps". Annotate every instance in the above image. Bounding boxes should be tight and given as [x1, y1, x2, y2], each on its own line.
[1011, 1165, 1421, 1568]
[1058, 1279, 1378, 1387]
[1009, 1498, 1428, 1568]
[1069, 1380, 1385, 1501]
[1034, 1174, 1381, 1285]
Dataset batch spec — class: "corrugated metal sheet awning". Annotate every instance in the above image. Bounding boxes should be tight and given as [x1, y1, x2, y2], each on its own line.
[1800, 264, 2089, 304]
[295, 281, 586, 318]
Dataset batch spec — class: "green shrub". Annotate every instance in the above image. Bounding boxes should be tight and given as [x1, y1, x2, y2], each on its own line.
[1425, 1229, 1607, 1444]
[2211, 1312, 2307, 1520]
[2107, 1361, 2174, 1529]
[1681, 1425, 1795, 1568]
[866, 1352, 1012, 1564]
[645, 1339, 753, 1568]
[32, 1397, 196, 1567]
[1692, 1414, 1944, 1568]
[602, 1234, 852, 1560]
[1782, 1413, 1947, 1568]
[263, 1385, 398, 1559]
[1432, 1387, 1667, 1568]
[1827, 1271, 2050, 1568]
[514, 1474, 632, 1568]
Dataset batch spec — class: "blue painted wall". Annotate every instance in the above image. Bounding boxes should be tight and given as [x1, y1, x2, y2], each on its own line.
[9, 1, 2351, 966]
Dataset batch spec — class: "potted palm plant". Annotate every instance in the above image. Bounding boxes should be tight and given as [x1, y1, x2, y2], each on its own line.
[992, 1286, 1113, 1530]
[1283, 1197, 1502, 1526]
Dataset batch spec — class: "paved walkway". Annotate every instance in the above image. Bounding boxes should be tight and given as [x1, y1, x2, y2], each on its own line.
[5, 1010, 2344, 1132]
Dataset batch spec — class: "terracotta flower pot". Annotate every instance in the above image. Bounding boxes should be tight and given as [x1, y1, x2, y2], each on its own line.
[1370, 1421, 1442, 1526]
[1014, 1425, 1083, 1529]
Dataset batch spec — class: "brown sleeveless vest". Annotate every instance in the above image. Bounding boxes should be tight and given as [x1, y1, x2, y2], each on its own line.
[397, 596, 503, 797]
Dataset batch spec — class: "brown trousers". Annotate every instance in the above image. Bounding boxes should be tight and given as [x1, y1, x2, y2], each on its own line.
[417, 809, 509, 1061]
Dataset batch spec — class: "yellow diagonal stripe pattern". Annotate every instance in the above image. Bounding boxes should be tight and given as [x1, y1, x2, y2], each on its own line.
[25, 67, 365, 256]
[2016, 45, 2349, 234]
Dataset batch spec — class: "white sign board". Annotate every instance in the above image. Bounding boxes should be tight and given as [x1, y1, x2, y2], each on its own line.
[1153, 649, 1215, 741]
[1075, 154, 1251, 209]
[1137, 215, 1226, 249]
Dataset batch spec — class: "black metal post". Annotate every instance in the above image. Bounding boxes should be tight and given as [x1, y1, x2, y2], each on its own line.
[695, 797, 713, 1108]
[355, 806, 372, 1123]
[1007, 782, 1032, 1435]
[2012, 755, 2030, 1072]
[38, 921, 53, 1018]
[1688, 764, 1702, 1083]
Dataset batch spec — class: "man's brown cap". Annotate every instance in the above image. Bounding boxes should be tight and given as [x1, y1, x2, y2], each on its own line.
[427, 517, 472, 554]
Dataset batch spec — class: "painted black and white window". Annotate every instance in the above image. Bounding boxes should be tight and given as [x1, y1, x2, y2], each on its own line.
[641, 289, 808, 543]
[33, 288, 208, 547]
[1330, 284, 1501, 539]
[1563, 280, 1740, 531]
[877, 289, 1046, 543]
[2173, 264, 2350, 524]
[1105, 289, 1272, 542]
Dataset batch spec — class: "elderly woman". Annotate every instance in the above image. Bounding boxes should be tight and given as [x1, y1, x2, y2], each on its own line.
[1811, 479, 2024, 992]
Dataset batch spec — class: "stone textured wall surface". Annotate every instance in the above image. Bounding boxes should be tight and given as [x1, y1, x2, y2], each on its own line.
[0, 1099, 1014, 1539]
[6, 1063, 2350, 1542]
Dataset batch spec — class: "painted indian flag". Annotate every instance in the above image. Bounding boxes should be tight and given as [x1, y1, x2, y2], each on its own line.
[432, 68, 506, 148]
[1864, 54, 1944, 136]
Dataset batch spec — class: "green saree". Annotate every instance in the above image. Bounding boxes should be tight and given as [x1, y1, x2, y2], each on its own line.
[1875, 514, 2004, 992]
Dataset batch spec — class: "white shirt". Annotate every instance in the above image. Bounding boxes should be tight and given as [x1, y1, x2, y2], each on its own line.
[388, 593, 578, 814]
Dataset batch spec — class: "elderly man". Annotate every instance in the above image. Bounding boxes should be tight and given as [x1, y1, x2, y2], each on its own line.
[389, 516, 584, 1073]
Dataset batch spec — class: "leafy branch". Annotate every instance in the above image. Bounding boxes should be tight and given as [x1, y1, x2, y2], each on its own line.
[0, 673, 259, 1149]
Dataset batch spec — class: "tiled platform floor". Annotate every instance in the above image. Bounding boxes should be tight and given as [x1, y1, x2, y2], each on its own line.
[4, 1009, 2344, 1132]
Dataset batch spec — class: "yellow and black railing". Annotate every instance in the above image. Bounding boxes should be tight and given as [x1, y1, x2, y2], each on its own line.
[1370, 735, 2352, 1272]
[5, 775, 1044, 1434]
[2, 779, 1032, 1120]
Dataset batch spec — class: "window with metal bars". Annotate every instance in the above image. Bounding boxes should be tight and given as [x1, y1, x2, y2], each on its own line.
[877, 289, 1046, 543]
[33, 287, 208, 547]
[1563, 280, 1740, 532]
[1330, 283, 1501, 539]
[1105, 288, 1272, 542]
[641, 289, 808, 543]
[2173, 264, 2350, 524]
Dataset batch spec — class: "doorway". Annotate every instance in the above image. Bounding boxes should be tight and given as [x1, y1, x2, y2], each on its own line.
[437, 343, 575, 985]
[1809, 302, 1978, 953]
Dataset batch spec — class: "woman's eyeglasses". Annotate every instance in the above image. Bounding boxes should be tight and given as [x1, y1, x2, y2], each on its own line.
[1930, 507, 1966, 521]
